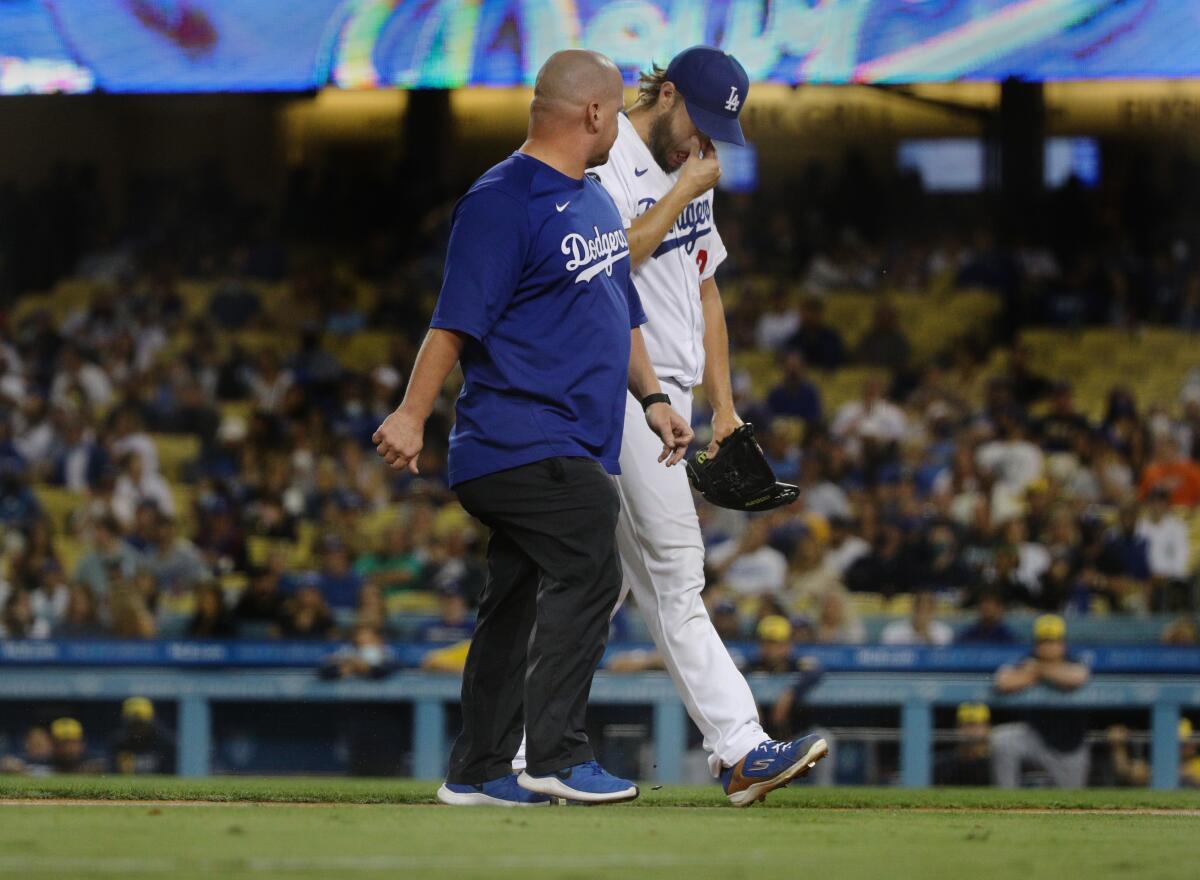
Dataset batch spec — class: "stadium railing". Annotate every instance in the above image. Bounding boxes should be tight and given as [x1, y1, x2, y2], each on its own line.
[2, 641, 1199, 789]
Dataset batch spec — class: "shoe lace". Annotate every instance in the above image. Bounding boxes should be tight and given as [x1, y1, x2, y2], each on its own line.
[580, 760, 605, 776]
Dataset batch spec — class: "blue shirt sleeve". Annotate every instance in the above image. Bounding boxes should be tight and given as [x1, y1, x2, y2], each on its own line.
[626, 276, 647, 329]
[430, 187, 528, 341]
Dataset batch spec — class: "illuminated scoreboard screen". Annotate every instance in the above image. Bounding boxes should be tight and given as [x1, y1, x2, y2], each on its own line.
[1, 0, 1196, 94]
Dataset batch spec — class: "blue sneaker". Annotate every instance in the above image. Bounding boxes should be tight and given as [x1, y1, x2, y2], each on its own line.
[720, 734, 828, 807]
[437, 773, 551, 807]
[518, 760, 639, 804]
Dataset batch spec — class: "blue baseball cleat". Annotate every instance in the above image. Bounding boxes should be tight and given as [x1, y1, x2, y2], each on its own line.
[721, 734, 829, 807]
[437, 773, 552, 807]
[518, 760, 639, 804]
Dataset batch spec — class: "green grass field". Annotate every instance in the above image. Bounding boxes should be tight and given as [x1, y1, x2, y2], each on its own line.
[2, 777, 1198, 880]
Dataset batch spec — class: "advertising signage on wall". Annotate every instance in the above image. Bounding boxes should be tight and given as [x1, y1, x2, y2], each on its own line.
[1, 0, 1198, 95]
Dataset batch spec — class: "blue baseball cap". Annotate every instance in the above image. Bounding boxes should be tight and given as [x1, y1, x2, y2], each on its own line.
[665, 46, 749, 146]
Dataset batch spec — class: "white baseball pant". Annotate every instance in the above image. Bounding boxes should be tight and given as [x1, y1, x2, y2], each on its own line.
[512, 380, 768, 777]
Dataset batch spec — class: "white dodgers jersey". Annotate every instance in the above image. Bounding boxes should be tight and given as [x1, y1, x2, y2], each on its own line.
[589, 113, 727, 389]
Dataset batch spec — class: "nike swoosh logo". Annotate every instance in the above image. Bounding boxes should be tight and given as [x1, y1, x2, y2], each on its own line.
[556, 201, 570, 212]
[634, 168, 648, 176]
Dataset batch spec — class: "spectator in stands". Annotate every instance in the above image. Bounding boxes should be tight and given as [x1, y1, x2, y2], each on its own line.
[1098, 502, 1152, 603]
[108, 408, 158, 474]
[976, 415, 1044, 521]
[143, 515, 208, 596]
[107, 568, 158, 639]
[110, 697, 175, 775]
[1139, 436, 1200, 507]
[935, 703, 993, 786]
[112, 453, 174, 529]
[957, 590, 1017, 644]
[278, 582, 336, 640]
[55, 584, 105, 638]
[319, 625, 398, 680]
[813, 591, 866, 644]
[1136, 487, 1191, 610]
[425, 521, 485, 603]
[8, 517, 62, 593]
[1, 589, 48, 639]
[233, 565, 286, 633]
[831, 376, 908, 462]
[28, 560, 70, 634]
[355, 522, 427, 594]
[797, 456, 851, 521]
[882, 591, 953, 646]
[244, 352, 294, 414]
[186, 582, 237, 638]
[1037, 382, 1091, 453]
[916, 523, 972, 592]
[708, 520, 789, 597]
[0, 455, 40, 527]
[74, 515, 138, 598]
[823, 515, 870, 577]
[759, 422, 803, 483]
[787, 531, 849, 616]
[313, 536, 364, 610]
[417, 582, 475, 643]
[785, 298, 845, 370]
[50, 345, 112, 412]
[14, 393, 57, 478]
[156, 379, 220, 455]
[992, 614, 1091, 788]
[766, 351, 821, 424]
[855, 302, 910, 372]
[52, 412, 108, 492]
[754, 285, 801, 352]
[48, 717, 103, 774]
[972, 543, 1033, 609]
[0, 725, 54, 776]
[193, 497, 248, 574]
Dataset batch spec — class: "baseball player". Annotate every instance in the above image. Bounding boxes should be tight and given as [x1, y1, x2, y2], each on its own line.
[374, 49, 694, 807]
[589, 46, 827, 805]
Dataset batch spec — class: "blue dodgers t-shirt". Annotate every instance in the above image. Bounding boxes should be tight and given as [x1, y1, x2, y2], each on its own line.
[431, 152, 647, 486]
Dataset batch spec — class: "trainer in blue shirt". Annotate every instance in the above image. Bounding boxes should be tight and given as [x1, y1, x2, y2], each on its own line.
[373, 49, 692, 808]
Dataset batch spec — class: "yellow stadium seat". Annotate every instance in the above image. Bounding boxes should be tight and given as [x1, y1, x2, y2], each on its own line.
[151, 434, 201, 482]
[34, 485, 83, 532]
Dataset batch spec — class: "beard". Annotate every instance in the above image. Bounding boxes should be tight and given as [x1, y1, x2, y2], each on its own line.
[648, 110, 681, 173]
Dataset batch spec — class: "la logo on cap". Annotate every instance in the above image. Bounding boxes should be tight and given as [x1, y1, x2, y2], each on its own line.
[724, 86, 741, 112]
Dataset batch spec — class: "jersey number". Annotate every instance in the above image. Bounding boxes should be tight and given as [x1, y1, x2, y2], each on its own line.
[696, 249, 708, 275]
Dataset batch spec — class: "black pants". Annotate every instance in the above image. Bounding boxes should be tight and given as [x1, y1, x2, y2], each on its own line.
[447, 456, 622, 783]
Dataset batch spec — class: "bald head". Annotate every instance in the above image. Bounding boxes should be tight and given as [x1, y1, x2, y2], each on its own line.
[532, 49, 623, 117]
[525, 49, 625, 170]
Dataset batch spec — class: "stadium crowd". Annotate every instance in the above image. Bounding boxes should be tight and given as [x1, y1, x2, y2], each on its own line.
[3, 152, 1200, 656]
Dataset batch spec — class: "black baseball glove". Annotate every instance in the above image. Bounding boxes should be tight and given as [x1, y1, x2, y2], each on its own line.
[685, 423, 799, 511]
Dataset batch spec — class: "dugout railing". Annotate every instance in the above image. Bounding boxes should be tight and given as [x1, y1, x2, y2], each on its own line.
[1, 666, 1197, 789]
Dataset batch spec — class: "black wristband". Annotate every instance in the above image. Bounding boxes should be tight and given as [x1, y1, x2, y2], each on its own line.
[641, 392, 671, 411]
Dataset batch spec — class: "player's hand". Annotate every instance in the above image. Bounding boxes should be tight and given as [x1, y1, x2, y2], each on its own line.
[645, 402, 694, 467]
[678, 138, 721, 200]
[372, 407, 425, 474]
[707, 409, 744, 457]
